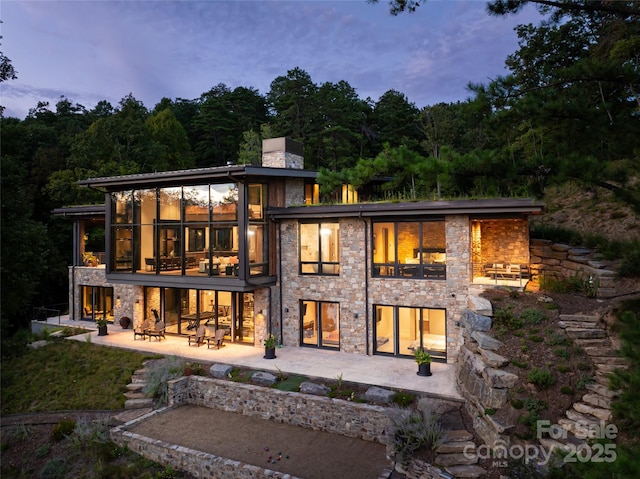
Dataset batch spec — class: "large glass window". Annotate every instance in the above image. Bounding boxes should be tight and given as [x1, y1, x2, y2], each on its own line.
[248, 184, 267, 276]
[374, 305, 446, 361]
[143, 287, 254, 343]
[109, 181, 267, 279]
[81, 286, 114, 323]
[299, 222, 339, 275]
[301, 300, 340, 349]
[372, 220, 446, 279]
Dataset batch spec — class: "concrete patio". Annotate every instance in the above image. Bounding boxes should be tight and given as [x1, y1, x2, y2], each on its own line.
[33, 316, 462, 400]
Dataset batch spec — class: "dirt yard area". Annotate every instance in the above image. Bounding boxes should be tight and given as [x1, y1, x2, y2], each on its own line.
[128, 404, 390, 479]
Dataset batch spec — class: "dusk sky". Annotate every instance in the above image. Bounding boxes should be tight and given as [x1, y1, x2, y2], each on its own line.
[1, 1, 542, 120]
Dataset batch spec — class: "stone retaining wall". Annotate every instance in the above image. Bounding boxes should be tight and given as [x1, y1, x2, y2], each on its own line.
[169, 375, 392, 443]
[529, 239, 616, 297]
[111, 424, 292, 479]
[111, 375, 396, 479]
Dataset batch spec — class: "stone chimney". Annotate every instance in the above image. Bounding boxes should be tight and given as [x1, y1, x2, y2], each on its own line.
[261, 138, 304, 169]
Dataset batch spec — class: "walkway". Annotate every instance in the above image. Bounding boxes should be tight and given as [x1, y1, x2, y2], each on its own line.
[35, 317, 462, 400]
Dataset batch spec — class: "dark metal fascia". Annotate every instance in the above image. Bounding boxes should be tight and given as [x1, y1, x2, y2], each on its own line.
[269, 199, 544, 220]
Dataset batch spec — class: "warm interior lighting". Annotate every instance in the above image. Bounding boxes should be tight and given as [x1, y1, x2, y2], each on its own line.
[320, 227, 332, 236]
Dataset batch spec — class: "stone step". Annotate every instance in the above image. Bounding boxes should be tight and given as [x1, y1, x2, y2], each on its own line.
[591, 356, 627, 366]
[124, 391, 149, 400]
[594, 372, 614, 387]
[573, 403, 612, 421]
[582, 393, 612, 409]
[575, 338, 611, 348]
[435, 452, 478, 467]
[539, 438, 574, 454]
[126, 382, 145, 391]
[112, 407, 154, 424]
[124, 397, 154, 410]
[583, 347, 620, 357]
[131, 374, 147, 384]
[559, 321, 600, 329]
[596, 364, 628, 375]
[436, 440, 475, 454]
[566, 328, 606, 340]
[585, 382, 618, 398]
[444, 464, 487, 478]
[444, 430, 474, 442]
[559, 314, 600, 323]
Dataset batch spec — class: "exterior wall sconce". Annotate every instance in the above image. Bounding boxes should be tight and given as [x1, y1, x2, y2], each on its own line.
[285, 308, 289, 313]
[116, 296, 121, 307]
[354, 313, 358, 319]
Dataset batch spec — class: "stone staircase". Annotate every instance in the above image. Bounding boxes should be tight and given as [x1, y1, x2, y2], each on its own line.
[554, 314, 625, 443]
[112, 363, 155, 424]
[400, 429, 487, 479]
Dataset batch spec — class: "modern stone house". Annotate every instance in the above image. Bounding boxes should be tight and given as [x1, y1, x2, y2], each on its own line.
[55, 138, 543, 364]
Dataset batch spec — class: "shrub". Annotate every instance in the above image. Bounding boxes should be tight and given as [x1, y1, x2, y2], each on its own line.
[68, 416, 111, 453]
[494, 307, 522, 330]
[51, 418, 76, 442]
[511, 398, 524, 409]
[557, 364, 571, 373]
[143, 356, 186, 406]
[520, 308, 546, 325]
[39, 458, 68, 479]
[617, 242, 640, 278]
[554, 348, 570, 359]
[561, 386, 574, 395]
[511, 358, 528, 369]
[392, 391, 417, 408]
[527, 367, 556, 389]
[576, 373, 594, 390]
[529, 335, 544, 343]
[522, 397, 548, 412]
[388, 407, 443, 465]
[548, 332, 571, 346]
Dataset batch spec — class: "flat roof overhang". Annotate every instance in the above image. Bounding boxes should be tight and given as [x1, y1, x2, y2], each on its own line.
[269, 198, 544, 220]
[106, 273, 277, 292]
[77, 165, 317, 190]
[52, 205, 106, 219]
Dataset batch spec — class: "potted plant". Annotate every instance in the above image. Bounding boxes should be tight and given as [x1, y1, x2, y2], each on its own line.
[414, 348, 432, 377]
[96, 317, 108, 336]
[119, 316, 131, 329]
[82, 251, 99, 267]
[263, 334, 277, 359]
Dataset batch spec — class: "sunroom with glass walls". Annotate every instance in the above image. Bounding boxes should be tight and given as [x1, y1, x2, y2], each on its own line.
[109, 182, 267, 278]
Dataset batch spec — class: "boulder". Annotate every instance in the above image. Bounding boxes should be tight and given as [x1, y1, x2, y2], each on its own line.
[462, 310, 492, 332]
[417, 397, 462, 415]
[478, 348, 509, 368]
[482, 368, 519, 388]
[300, 381, 331, 396]
[471, 331, 504, 351]
[251, 371, 277, 387]
[209, 363, 233, 379]
[467, 296, 493, 316]
[364, 386, 396, 404]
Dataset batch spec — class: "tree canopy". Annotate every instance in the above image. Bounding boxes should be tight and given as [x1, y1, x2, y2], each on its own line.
[1, 2, 639, 332]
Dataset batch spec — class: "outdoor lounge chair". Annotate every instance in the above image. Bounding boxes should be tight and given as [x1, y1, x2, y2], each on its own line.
[133, 319, 150, 340]
[147, 321, 165, 341]
[206, 328, 226, 349]
[188, 325, 207, 347]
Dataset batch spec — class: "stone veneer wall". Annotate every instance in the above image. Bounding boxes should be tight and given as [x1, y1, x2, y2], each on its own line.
[529, 239, 616, 297]
[478, 219, 529, 265]
[69, 266, 137, 322]
[111, 375, 393, 479]
[279, 215, 471, 362]
[261, 151, 304, 170]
